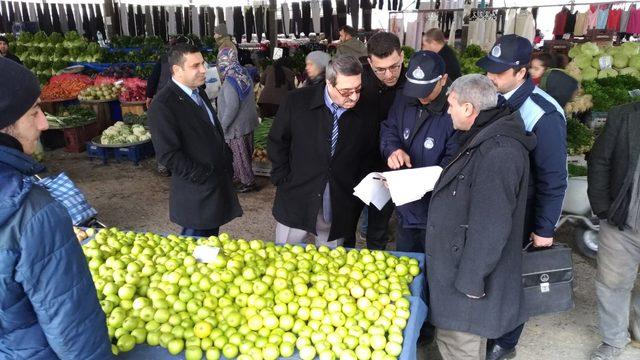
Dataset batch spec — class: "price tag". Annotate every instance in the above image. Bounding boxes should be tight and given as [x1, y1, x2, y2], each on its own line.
[629, 89, 640, 97]
[273, 47, 283, 60]
[193, 245, 220, 263]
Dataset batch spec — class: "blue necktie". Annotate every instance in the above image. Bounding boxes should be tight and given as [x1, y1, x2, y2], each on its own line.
[191, 90, 215, 126]
[323, 104, 341, 224]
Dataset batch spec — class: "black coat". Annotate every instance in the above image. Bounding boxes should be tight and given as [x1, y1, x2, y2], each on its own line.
[267, 85, 376, 240]
[425, 108, 536, 338]
[588, 102, 640, 228]
[148, 81, 242, 229]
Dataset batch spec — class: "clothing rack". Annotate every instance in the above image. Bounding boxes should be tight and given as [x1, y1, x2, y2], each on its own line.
[390, 1, 640, 14]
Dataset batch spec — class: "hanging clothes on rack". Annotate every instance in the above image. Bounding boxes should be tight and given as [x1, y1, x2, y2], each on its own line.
[226, 7, 234, 35]
[13, 2, 20, 23]
[8, 2, 15, 24]
[216, 7, 224, 26]
[627, 5, 640, 35]
[291, 2, 302, 36]
[191, 6, 200, 37]
[322, 0, 333, 41]
[96, 5, 105, 37]
[553, 7, 569, 39]
[233, 6, 244, 44]
[160, 7, 167, 40]
[483, 13, 497, 52]
[199, 7, 206, 37]
[586, 5, 597, 30]
[175, 7, 183, 35]
[255, 6, 264, 41]
[347, 0, 359, 29]
[574, 11, 587, 37]
[183, 6, 191, 35]
[21, 2, 29, 23]
[81, 4, 90, 38]
[596, 4, 609, 30]
[167, 7, 176, 36]
[51, 5, 61, 33]
[153, 6, 161, 36]
[336, 0, 347, 28]
[1, 2, 10, 33]
[89, 4, 98, 40]
[145, 6, 154, 36]
[245, 6, 255, 42]
[73, 4, 83, 35]
[66, 4, 76, 32]
[43, 3, 54, 35]
[302, 1, 311, 35]
[311, 0, 321, 33]
[36, 4, 45, 32]
[619, 5, 632, 35]
[207, 7, 216, 36]
[362, 0, 373, 31]
[503, 8, 517, 35]
[564, 10, 576, 37]
[607, 6, 622, 32]
[282, 3, 290, 36]
[110, 3, 119, 36]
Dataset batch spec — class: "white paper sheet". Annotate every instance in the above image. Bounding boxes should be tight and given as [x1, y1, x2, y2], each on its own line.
[353, 166, 444, 209]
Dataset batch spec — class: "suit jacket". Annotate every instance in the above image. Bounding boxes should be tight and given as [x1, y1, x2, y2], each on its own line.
[148, 80, 242, 229]
[267, 85, 376, 240]
[588, 102, 640, 228]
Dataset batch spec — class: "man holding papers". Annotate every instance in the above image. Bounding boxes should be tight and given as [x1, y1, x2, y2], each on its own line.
[379, 51, 458, 253]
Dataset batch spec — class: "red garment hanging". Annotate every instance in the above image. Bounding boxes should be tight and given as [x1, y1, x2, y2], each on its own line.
[553, 7, 569, 36]
[607, 8, 622, 31]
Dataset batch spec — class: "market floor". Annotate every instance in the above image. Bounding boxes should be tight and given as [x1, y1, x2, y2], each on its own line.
[45, 150, 640, 360]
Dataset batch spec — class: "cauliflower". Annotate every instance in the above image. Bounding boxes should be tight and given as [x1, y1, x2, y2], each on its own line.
[125, 135, 139, 143]
[113, 121, 126, 128]
[132, 125, 147, 137]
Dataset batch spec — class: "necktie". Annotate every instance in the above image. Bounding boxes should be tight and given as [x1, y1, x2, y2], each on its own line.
[330, 103, 340, 156]
[191, 90, 215, 126]
[323, 103, 341, 224]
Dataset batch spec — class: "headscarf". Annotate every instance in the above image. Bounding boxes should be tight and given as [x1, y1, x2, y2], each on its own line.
[217, 47, 253, 101]
[306, 51, 331, 78]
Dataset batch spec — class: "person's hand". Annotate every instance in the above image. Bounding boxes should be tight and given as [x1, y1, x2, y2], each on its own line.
[387, 149, 412, 170]
[145, 97, 153, 109]
[531, 233, 553, 247]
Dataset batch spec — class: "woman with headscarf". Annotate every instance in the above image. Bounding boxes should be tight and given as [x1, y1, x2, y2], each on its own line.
[257, 58, 296, 118]
[302, 50, 331, 87]
[217, 48, 259, 193]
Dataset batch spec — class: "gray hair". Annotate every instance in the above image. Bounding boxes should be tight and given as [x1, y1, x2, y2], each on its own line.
[447, 74, 498, 112]
[306, 51, 331, 71]
[325, 55, 363, 86]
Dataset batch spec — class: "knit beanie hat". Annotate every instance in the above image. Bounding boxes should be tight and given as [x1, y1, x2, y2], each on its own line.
[306, 51, 331, 71]
[0, 57, 41, 129]
[538, 69, 579, 108]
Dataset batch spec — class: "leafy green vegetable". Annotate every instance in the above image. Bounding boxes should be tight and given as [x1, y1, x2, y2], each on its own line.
[567, 118, 595, 155]
[582, 75, 640, 111]
[254, 119, 273, 151]
[568, 163, 588, 177]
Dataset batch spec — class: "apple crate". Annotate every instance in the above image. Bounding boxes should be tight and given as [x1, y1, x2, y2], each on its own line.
[114, 141, 155, 166]
[63, 122, 100, 153]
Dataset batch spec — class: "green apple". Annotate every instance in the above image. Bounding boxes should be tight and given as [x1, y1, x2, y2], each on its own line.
[222, 343, 239, 359]
[116, 334, 136, 352]
[385, 341, 402, 356]
[205, 348, 221, 360]
[167, 338, 185, 355]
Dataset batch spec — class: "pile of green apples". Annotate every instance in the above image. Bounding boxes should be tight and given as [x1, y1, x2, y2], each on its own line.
[82, 228, 421, 360]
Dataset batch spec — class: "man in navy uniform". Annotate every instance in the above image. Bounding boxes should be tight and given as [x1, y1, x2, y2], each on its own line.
[380, 51, 458, 253]
[477, 34, 568, 360]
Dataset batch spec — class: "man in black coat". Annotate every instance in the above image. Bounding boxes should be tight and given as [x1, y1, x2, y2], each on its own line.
[588, 102, 640, 360]
[0, 36, 22, 64]
[268, 55, 375, 247]
[148, 43, 242, 237]
[426, 74, 536, 359]
[348, 31, 406, 250]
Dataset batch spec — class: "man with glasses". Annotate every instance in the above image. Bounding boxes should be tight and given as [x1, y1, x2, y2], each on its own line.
[380, 51, 458, 253]
[346, 31, 406, 250]
[268, 55, 375, 247]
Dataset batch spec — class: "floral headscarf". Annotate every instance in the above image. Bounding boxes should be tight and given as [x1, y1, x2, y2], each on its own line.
[217, 47, 253, 101]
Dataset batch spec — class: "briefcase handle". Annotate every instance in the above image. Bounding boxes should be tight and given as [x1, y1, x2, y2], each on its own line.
[523, 241, 566, 253]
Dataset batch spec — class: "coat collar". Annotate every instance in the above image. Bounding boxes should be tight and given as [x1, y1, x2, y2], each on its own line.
[407, 81, 450, 115]
[166, 81, 224, 137]
[0, 144, 45, 176]
[505, 78, 535, 111]
[309, 84, 329, 110]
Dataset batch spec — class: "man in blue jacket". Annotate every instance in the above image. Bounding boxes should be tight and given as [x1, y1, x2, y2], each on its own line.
[0, 57, 113, 359]
[477, 34, 568, 360]
[380, 51, 458, 253]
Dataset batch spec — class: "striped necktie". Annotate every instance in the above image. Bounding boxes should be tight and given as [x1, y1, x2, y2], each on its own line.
[330, 103, 340, 156]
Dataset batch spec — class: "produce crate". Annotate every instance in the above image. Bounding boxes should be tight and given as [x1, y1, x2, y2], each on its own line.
[543, 40, 572, 55]
[252, 159, 272, 177]
[63, 122, 100, 153]
[114, 141, 155, 166]
[86, 142, 115, 164]
[41, 98, 79, 115]
[41, 129, 66, 150]
[121, 101, 146, 115]
[81, 100, 122, 131]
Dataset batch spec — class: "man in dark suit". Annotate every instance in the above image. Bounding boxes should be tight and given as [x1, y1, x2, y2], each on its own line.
[588, 102, 640, 360]
[268, 55, 375, 247]
[148, 43, 242, 237]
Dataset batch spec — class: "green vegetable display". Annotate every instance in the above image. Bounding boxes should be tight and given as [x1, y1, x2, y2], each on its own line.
[457, 45, 486, 75]
[566, 118, 595, 156]
[253, 119, 273, 162]
[582, 75, 640, 111]
[46, 105, 97, 129]
[568, 164, 588, 177]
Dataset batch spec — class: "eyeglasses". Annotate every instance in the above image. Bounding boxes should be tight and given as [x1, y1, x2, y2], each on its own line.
[372, 61, 403, 75]
[335, 86, 362, 97]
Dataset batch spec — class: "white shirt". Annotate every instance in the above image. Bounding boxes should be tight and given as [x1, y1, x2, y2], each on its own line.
[503, 80, 526, 101]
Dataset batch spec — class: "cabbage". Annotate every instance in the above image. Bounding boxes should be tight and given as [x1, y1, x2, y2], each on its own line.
[592, 55, 612, 70]
[581, 42, 601, 57]
[613, 54, 629, 69]
[574, 54, 593, 69]
[132, 126, 147, 137]
[598, 68, 618, 79]
[630, 55, 640, 69]
[619, 67, 640, 78]
[621, 42, 640, 57]
[568, 46, 582, 59]
[582, 67, 598, 81]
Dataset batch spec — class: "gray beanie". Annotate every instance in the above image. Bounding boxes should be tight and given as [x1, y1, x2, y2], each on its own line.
[306, 51, 331, 71]
[214, 23, 229, 37]
[0, 57, 40, 129]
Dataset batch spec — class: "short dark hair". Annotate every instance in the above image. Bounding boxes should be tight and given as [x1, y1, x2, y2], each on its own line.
[423, 28, 445, 44]
[367, 32, 401, 58]
[339, 25, 357, 37]
[0, 36, 8, 44]
[532, 52, 556, 69]
[168, 43, 201, 68]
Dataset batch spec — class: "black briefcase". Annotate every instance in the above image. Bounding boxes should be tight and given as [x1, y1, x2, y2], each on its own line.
[521, 243, 575, 317]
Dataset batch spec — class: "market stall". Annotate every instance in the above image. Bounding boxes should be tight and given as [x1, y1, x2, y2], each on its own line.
[81, 228, 428, 360]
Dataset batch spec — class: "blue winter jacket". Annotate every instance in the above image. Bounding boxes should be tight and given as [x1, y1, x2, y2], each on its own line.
[0, 144, 113, 360]
[380, 85, 458, 229]
[506, 78, 568, 238]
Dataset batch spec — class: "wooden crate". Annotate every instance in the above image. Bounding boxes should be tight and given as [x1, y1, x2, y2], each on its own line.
[121, 102, 146, 116]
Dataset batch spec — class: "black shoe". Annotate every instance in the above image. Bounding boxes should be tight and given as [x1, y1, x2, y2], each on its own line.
[157, 166, 171, 177]
[486, 343, 516, 360]
[235, 183, 257, 193]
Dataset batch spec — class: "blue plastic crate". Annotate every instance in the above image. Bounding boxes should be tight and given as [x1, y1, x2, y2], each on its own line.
[114, 141, 155, 166]
[86, 142, 114, 164]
